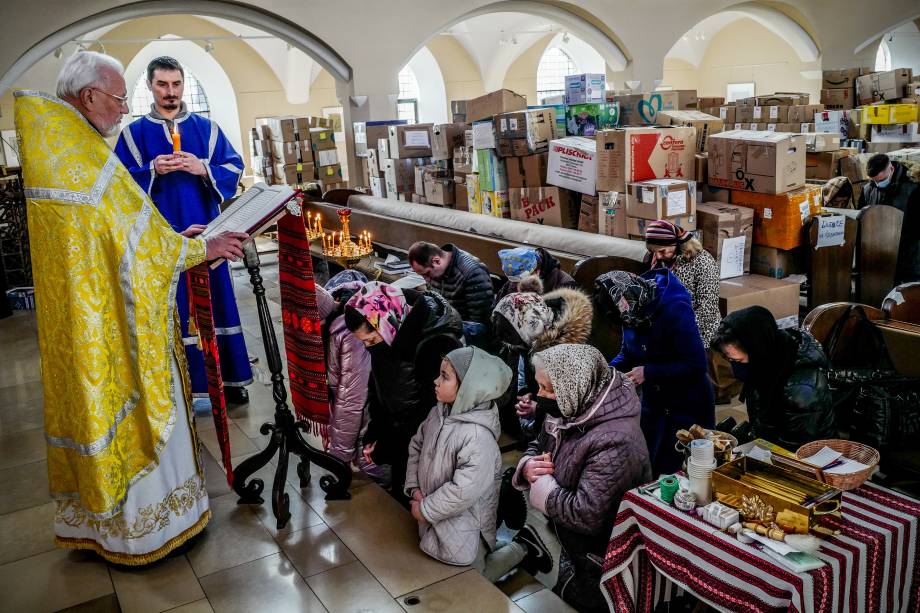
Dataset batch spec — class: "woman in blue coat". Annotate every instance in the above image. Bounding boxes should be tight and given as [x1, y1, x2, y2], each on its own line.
[594, 269, 714, 474]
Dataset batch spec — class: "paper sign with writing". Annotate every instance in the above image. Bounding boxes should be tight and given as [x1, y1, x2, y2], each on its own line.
[642, 187, 656, 204]
[720, 235, 746, 279]
[666, 190, 688, 216]
[816, 215, 846, 249]
[404, 130, 430, 148]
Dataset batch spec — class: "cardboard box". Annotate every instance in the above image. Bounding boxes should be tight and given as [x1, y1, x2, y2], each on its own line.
[251, 137, 272, 159]
[860, 103, 919, 125]
[354, 120, 406, 157]
[367, 148, 383, 177]
[597, 191, 628, 238]
[702, 184, 732, 203]
[424, 178, 455, 206]
[547, 136, 597, 195]
[472, 120, 497, 150]
[788, 104, 825, 124]
[718, 106, 737, 125]
[270, 139, 313, 165]
[814, 109, 852, 139]
[431, 123, 468, 161]
[481, 190, 510, 218]
[736, 106, 755, 123]
[730, 184, 822, 249]
[612, 92, 681, 126]
[578, 194, 599, 233]
[764, 106, 790, 123]
[451, 100, 467, 122]
[528, 104, 567, 139]
[369, 176, 386, 198]
[565, 73, 606, 105]
[699, 97, 726, 109]
[626, 179, 697, 220]
[388, 124, 434, 158]
[870, 123, 920, 143]
[273, 161, 315, 185]
[750, 245, 803, 279]
[822, 68, 870, 89]
[265, 116, 311, 142]
[806, 150, 849, 179]
[694, 153, 708, 183]
[453, 145, 474, 174]
[315, 148, 339, 167]
[719, 274, 801, 325]
[415, 165, 450, 195]
[565, 103, 620, 136]
[656, 110, 723, 152]
[505, 153, 548, 189]
[476, 148, 508, 192]
[455, 181, 468, 211]
[674, 90, 699, 110]
[696, 202, 754, 275]
[377, 138, 390, 162]
[757, 94, 807, 106]
[707, 131, 806, 195]
[466, 89, 527, 122]
[821, 89, 855, 110]
[596, 126, 696, 193]
[805, 133, 840, 152]
[466, 174, 482, 214]
[316, 164, 343, 185]
[384, 158, 425, 194]
[839, 153, 872, 183]
[627, 214, 696, 239]
[509, 186, 577, 228]
[309, 127, 335, 151]
[495, 108, 555, 156]
[856, 69, 913, 104]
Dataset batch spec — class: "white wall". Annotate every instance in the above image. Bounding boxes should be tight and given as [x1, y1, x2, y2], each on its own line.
[887, 21, 920, 73]
[121, 37, 243, 155]
[406, 46, 448, 125]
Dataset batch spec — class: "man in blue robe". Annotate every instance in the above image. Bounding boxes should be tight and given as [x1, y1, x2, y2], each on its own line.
[116, 56, 252, 404]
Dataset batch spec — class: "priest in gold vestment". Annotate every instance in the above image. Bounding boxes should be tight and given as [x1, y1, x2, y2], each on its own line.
[15, 52, 247, 565]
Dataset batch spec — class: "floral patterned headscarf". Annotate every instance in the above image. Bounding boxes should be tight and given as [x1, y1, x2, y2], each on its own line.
[493, 292, 555, 347]
[345, 281, 408, 345]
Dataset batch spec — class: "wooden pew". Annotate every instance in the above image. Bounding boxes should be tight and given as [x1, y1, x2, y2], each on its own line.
[856, 205, 903, 307]
[881, 282, 920, 324]
[805, 214, 857, 308]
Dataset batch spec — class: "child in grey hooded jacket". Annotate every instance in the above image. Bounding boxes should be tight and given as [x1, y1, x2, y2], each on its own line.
[405, 346, 552, 582]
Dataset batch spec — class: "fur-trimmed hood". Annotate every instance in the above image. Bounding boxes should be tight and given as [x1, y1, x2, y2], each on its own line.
[531, 287, 593, 353]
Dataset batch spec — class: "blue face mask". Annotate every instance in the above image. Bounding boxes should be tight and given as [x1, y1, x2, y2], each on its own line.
[730, 361, 750, 382]
[875, 166, 893, 189]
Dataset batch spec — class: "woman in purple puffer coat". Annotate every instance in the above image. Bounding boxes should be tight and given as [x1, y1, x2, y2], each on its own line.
[318, 271, 386, 482]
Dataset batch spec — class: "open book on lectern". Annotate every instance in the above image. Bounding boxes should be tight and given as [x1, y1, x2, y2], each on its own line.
[200, 182, 298, 267]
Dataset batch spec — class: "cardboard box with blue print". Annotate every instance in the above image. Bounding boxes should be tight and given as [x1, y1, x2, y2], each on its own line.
[707, 130, 806, 195]
[494, 108, 556, 157]
[565, 103, 619, 137]
[625, 179, 697, 221]
[475, 148, 508, 192]
[388, 124, 434, 158]
[565, 73, 606, 105]
[610, 92, 680, 126]
[509, 186, 577, 228]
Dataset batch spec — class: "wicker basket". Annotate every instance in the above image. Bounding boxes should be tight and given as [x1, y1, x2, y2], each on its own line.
[796, 439, 880, 491]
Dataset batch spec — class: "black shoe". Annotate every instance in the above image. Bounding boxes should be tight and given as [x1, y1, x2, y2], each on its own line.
[225, 386, 249, 405]
[514, 525, 553, 575]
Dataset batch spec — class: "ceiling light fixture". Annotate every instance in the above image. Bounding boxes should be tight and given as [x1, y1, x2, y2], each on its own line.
[204, 41, 215, 53]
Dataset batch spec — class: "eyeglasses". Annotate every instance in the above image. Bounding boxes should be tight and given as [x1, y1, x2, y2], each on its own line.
[91, 88, 129, 105]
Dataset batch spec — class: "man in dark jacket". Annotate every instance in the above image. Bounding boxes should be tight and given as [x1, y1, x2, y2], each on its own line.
[408, 242, 494, 346]
[859, 154, 920, 283]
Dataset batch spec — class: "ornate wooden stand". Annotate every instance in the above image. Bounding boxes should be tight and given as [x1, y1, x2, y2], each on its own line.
[232, 240, 351, 529]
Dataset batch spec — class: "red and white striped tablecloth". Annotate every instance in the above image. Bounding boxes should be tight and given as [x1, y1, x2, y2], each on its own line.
[601, 481, 920, 613]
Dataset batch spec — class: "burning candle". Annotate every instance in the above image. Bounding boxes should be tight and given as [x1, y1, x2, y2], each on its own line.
[317, 216, 322, 235]
[172, 124, 181, 153]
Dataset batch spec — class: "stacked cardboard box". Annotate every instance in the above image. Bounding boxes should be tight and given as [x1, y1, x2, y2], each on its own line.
[696, 202, 754, 278]
[256, 115, 339, 188]
[730, 184, 822, 250]
[625, 179, 697, 237]
[655, 110, 723, 152]
[821, 68, 871, 110]
[707, 130, 806, 195]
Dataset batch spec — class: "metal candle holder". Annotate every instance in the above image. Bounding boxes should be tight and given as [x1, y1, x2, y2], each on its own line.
[320, 208, 372, 267]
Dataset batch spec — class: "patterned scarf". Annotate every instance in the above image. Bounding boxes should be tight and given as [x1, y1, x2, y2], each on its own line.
[187, 265, 234, 485]
[595, 271, 657, 329]
[533, 343, 612, 418]
[345, 281, 408, 345]
[278, 212, 330, 434]
[493, 292, 554, 347]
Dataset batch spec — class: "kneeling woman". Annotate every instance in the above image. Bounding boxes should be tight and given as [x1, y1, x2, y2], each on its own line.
[712, 306, 836, 449]
[513, 344, 651, 612]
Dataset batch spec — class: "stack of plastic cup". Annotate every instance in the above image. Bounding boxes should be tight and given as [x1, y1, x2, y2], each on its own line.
[687, 439, 715, 504]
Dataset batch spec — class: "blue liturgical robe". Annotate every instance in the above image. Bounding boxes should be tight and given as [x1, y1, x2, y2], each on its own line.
[116, 106, 252, 395]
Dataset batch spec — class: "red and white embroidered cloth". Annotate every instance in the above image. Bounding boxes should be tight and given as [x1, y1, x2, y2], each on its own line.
[601, 481, 920, 613]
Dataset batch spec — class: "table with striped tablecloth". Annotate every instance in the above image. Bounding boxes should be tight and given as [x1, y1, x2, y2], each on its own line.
[601, 481, 920, 613]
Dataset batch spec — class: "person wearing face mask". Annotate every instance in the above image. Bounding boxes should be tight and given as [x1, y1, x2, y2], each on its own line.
[404, 347, 552, 581]
[344, 281, 463, 503]
[512, 344, 651, 612]
[595, 270, 714, 475]
[644, 220, 721, 348]
[859, 153, 920, 283]
[712, 306, 835, 450]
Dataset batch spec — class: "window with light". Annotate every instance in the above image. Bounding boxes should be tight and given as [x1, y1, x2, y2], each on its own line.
[875, 39, 892, 72]
[537, 46, 578, 103]
[397, 67, 419, 124]
[131, 68, 210, 118]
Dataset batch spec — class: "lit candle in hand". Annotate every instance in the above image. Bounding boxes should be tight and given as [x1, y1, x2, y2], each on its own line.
[172, 124, 181, 153]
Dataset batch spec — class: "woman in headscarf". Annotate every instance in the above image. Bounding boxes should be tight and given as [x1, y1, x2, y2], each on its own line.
[315, 271, 386, 481]
[822, 176, 855, 209]
[644, 219, 721, 348]
[494, 246, 578, 303]
[595, 270, 714, 475]
[492, 286, 592, 439]
[512, 344, 651, 613]
[344, 281, 463, 502]
[711, 306, 836, 449]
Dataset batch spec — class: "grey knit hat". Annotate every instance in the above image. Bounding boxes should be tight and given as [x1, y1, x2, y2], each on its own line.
[446, 346, 475, 381]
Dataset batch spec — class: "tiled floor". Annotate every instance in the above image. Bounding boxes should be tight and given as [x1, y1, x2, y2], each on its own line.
[0, 251, 581, 613]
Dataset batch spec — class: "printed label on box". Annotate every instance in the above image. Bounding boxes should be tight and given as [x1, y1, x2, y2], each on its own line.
[734, 123, 742, 130]
[500, 118, 507, 131]
[764, 208, 773, 219]
[642, 187, 656, 204]
[509, 118, 518, 131]
[404, 130, 430, 148]
[754, 106, 762, 119]
[767, 125, 776, 132]
[800, 201, 809, 222]
[816, 215, 846, 248]
[720, 108, 728, 119]
[801, 123, 809, 132]
[720, 235, 746, 279]
[666, 189, 687, 216]
[770, 106, 779, 119]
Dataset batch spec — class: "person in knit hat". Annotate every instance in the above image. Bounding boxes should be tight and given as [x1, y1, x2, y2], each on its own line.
[644, 219, 721, 348]
[404, 347, 553, 582]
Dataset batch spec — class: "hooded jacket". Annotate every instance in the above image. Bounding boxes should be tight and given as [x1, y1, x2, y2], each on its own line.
[512, 352, 651, 555]
[431, 243, 494, 325]
[404, 348, 512, 565]
[364, 289, 464, 466]
[859, 160, 920, 282]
